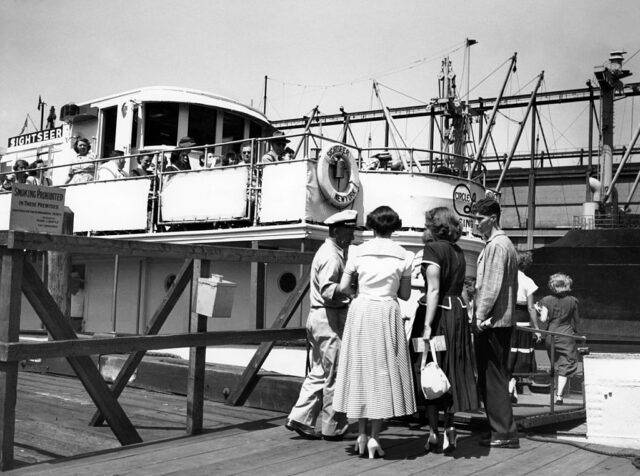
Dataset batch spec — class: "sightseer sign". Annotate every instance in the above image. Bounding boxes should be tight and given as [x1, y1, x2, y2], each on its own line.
[9, 183, 66, 234]
[7, 126, 63, 148]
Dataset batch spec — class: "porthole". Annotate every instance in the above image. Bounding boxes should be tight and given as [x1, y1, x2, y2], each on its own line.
[278, 272, 297, 293]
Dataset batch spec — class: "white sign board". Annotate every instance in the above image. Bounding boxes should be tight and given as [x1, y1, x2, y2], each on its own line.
[9, 183, 66, 234]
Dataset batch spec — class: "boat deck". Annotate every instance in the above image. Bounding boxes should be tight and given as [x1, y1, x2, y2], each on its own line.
[6, 372, 639, 475]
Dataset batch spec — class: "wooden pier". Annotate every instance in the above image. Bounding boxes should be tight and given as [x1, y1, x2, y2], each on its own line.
[5, 372, 639, 475]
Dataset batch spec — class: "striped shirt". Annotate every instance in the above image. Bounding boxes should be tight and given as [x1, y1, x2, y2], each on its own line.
[475, 230, 518, 327]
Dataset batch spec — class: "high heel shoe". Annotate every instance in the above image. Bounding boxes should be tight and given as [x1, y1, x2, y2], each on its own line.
[424, 432, 439, 453]
[354, 434, 369, 455]
[443, 427, 457, 452]
[367, 438, 385, 459]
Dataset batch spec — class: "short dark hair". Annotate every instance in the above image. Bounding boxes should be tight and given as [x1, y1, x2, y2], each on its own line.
[472, 197, 501, 221]
[425, 207, 462, 243]
[366, 205, 402, 235]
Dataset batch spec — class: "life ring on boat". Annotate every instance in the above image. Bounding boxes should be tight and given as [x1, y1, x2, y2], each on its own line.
[317, 145, 361, 209]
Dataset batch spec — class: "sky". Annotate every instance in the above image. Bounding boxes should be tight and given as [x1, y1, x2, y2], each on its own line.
[2, 0, 640, 158]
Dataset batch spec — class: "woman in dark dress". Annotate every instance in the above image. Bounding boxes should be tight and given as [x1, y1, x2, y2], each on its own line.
[421, 207, 479, 453]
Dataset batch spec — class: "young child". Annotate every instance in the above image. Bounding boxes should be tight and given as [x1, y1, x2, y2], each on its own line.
[536, 273, 580, 405]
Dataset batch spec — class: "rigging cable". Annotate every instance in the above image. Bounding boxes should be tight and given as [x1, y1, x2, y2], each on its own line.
[376, 81, 428, 105]
[467, 56, 513, 97]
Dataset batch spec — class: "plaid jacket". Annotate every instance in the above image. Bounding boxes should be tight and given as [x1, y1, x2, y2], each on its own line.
[475, 230, 518, 327]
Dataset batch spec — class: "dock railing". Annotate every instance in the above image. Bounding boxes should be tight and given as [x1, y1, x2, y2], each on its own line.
[0, 230, 312, 471]
[513, 326, 587, 413]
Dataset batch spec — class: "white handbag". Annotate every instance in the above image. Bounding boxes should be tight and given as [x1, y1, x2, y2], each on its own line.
[420, 340, 451, 400]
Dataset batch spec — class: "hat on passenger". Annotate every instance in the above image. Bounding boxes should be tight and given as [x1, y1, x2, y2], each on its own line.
[267, 130, 290, 143]
[324, 209, 358, 227]
[178, 136, 196, 148]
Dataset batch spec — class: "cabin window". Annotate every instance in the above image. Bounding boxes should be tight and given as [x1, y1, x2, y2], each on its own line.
[249, 120, 262, 139]
[278, 272, 297, 294]
[144, 102, 179, 147]
[101, 106, 117, 157]
[222, 112, 244, 153]
[187, 105, 217, 147]
[130, 105, 139, 150]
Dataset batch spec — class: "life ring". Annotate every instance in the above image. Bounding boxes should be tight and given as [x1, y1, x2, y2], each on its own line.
[317, 144, 361, 208]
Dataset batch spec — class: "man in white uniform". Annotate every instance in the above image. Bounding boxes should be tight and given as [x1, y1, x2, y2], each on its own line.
[286, 209, 357, 440]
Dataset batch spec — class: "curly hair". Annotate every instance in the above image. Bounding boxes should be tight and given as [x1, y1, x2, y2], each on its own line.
[424, 207, 462, 243]
[517, 251, 533, 271]
[73, 137, 91, 154]
[366, 205, 402, 235]
[548, 273, 572, 295]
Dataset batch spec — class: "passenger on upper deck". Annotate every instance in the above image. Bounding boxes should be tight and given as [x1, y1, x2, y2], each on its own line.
[284, 147, 295, 160]
[261, 130, 289, 163]
[226, 151, 239, 165]
[240, 143, 253, 164]
[166, 136, 196, 172]
[97, 150, 129, 180]
[66, 137, 96, 184]
[2, 159, 29, 190]
[131, 154, 153, 176]
[28, 159, 52, 186]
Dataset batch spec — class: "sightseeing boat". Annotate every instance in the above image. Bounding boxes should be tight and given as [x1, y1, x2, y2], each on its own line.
[1, 84, 489, 350]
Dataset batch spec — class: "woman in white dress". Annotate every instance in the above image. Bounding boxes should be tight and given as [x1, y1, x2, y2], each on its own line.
[334, 205, 416, 459]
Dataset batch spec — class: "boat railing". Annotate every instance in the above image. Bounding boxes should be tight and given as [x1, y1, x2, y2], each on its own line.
[513, 326, 587, 414]
[573, 213, 640, 230]
[0, 230, 312, 470]
[0, 132, 489, 234]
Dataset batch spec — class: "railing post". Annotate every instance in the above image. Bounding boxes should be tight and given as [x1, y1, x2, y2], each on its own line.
[0, 249, 25, 471]
[549, 339, 556, 413]
[186, 258, 209, 435]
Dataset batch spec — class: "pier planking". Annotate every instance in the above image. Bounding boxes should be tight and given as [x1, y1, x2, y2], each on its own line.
[6, 373, 639, 475]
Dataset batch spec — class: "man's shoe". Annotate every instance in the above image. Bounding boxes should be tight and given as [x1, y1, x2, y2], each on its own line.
[480, 438, 520, 448]
[322, 433, 344, 441]
[285, 420, 321, 440]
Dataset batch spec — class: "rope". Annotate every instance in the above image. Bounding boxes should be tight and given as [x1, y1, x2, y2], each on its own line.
[467, 56, 513, 97]
[525, 433, 640, 464]
[623, 47, 640, 66]
[376, 81, 428, 105]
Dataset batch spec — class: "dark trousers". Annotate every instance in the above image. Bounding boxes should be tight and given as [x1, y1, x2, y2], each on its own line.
[476, 327, 518, 440]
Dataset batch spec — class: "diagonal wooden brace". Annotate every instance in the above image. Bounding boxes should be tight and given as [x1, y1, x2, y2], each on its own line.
[21, 262, 142, 446]
[226, 268, 310, 406]
[90, 259, 194, 426]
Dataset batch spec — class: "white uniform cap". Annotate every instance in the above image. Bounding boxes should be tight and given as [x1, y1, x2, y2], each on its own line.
[324, 209, 358, 226]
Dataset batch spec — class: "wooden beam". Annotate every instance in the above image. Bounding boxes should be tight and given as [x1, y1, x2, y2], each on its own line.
[0, 328, 306, 361]
[226, 268, 310, 406]
[0, 231, 314, 265]
[186, 259, 209, 435]
[20, 262, 142, 446]
[0, 250, 24, 471]
[89, 258, 194, 427]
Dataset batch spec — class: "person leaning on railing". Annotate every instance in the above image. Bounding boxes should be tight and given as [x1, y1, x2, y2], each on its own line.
[66, 137, 96, 184]
[535, 273, 580, 405]
[1, 159, 29, 190]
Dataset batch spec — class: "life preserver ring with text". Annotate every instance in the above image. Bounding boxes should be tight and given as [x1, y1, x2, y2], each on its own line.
[317, 145, 361, 209]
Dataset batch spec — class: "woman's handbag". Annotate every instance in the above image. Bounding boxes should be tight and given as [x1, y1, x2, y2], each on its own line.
[421, 340, 451, 400]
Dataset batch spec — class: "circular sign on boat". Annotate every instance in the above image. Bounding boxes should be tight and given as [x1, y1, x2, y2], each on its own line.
[317, 144, 361, 209]
[452, 183, 476, 218]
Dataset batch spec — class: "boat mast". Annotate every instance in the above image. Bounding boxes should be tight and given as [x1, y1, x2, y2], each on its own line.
[495, 71, 545, 192]
[472, 53, 518, 176]
[594, 51, 631, 216]
[439, 56, 467, 173]
[372, 81, 422, 171]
